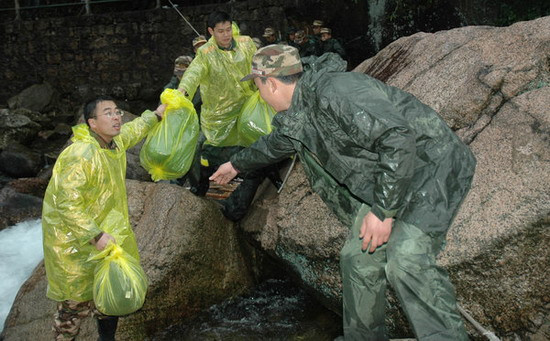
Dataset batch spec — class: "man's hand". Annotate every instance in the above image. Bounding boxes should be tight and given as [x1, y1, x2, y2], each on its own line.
[154, 103, 167, 118]
[359, 212, 393, 253]
[210, 162, 238, 185]
[91, 232, 116, 251]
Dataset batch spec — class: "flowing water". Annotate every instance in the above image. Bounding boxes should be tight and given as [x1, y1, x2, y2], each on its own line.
[0, 219, 43, 332]
[0, 219, 341, 339]
[150, 278, 342, 341]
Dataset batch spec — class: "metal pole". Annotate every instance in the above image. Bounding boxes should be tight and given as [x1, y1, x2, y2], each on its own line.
[457, 305, 500, 341]
[14, 0, 20, 20]
[155, 0, 161, 9]
[277, 155, 297, 194]
[168, 0, 201, 37]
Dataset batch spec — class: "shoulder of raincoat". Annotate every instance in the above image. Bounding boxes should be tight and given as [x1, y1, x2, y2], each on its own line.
[41, 110, 158, 302]
[177, 35, 257, 146]
[232, 70, 476, 232]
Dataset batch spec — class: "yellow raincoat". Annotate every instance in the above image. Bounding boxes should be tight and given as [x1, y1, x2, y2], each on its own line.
[42, 111, 158, 302]
[178, 34, 256, 147]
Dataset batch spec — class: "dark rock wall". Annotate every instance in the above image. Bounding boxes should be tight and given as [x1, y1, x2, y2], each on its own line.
[0, 1, 290, 113]
[1, 0, 548, 112]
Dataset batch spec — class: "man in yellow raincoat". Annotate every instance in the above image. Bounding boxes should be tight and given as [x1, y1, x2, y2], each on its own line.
[177, 11, 281, 221]
[42, 96, 165, 340]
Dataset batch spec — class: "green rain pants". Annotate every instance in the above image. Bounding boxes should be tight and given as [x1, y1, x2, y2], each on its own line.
[340, 204, 469, 341]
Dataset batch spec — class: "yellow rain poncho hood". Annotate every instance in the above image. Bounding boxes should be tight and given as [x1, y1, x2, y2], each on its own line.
[42, 111, 157, 302]
[178, 31, 256, 147]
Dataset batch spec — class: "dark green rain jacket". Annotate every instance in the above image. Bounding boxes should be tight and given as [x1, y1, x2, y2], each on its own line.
[231, 68, 476, 232]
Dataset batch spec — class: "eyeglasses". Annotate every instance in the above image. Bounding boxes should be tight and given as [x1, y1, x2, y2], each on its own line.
[95, 109, 124, 119]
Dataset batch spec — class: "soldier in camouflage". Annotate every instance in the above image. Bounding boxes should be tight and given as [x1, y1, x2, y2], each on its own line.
[211, 44, 475, 341]
[163, 55, 193, 90]
[261, 27, 281, 45]
[320, 27, 346, 60]
[308, 19, 323, 55]
[294, 30, 320, 58]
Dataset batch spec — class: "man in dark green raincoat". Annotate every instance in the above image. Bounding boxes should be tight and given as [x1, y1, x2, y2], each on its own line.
[319, 27, 347, 60]
[211, 44, 476, 340]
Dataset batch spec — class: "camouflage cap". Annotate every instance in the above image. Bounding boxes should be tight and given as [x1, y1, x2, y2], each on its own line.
[240, 44, 303, 81]
[294, 30, 305, 40]
[174, 55, 193, 75]
[262, 27, 276, 37]
[312, 20, 324, 27]
[320, 27, 332, 34]
[192, 35, 207, 47]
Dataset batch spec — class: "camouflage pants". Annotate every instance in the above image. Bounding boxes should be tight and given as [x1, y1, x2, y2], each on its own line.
[53, 300, 107, 341]
[340, 204, 469, 341]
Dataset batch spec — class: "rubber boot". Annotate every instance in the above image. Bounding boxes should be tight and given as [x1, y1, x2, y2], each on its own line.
[96, 316, 118, 341]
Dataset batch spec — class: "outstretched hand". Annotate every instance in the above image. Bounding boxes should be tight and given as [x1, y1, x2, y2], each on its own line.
[155, 103, 167, 118]
[359, 212, 393, 253]
[210, 162, 238, 185]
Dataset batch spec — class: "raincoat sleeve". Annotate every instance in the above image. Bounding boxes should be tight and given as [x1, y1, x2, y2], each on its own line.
[231, 128, 295, 172]
[117, 110, 159, 150]
[336, 99, 416, 221]
[369, 124, 416, 221]
[48, 147, 102, 245]
[177, 51, 208, 101]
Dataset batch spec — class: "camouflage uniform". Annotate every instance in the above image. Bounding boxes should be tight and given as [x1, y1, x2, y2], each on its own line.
[294, 30, 320, 58]
[53, 300, 117, 341]
[53, 300, 93, 340]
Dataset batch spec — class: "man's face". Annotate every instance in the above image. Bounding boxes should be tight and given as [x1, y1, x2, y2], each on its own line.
[313, 26, 321, 35]
[266, 35, 276, 43]
[254, 77, 286, 112]
[208, 21, 233, 49]
[88, 100, 122, 142]
[321, 33, 331, 41]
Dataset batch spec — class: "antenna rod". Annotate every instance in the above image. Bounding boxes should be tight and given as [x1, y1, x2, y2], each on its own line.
[168, 0, 201, 37]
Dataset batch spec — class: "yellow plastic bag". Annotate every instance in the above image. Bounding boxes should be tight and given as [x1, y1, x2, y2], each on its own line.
[237, 90, 277, 146]
[140, 89, 199, 181]
[90, 243, 148, 316]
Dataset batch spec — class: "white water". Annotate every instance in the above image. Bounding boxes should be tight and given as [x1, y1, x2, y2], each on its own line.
[0, 219, 43, 332]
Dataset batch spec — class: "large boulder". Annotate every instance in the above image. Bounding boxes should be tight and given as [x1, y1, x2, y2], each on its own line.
[0, 109, 42, 150]
[7, 83, 55, 113]
[0, 143, 44, 178]
[240, 17, 550, 339]
[0, 178, 48, 231]
[1, 181, 255, 340]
